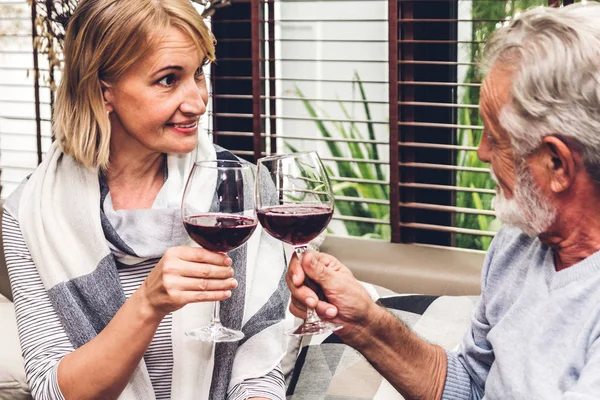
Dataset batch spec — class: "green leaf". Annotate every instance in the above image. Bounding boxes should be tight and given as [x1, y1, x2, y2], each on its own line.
[293, 81, 390, 238]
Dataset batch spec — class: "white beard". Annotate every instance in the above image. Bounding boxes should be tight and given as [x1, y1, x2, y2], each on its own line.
[491, 164, 557, 237]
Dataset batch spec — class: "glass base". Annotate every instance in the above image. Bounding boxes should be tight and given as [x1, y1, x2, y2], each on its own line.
[186, 323, 245, 343]
[287, 320, 343, 337]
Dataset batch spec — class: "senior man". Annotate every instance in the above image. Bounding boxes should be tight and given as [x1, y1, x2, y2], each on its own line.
[287, 3, 600, 399]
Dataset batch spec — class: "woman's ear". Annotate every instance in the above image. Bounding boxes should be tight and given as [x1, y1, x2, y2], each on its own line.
[101, 80, 114, 113]
[542, 136, 576, 194]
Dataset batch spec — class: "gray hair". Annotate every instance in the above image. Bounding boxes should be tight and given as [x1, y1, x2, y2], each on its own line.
[483, 2, 600, 181]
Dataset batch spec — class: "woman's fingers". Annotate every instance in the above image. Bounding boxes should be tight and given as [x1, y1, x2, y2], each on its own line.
[175, 276, 238, 292]
[161, 275, 237, 306]
[168, 246, 232, 266]
[177, 260, 235, 279]
[178, 290, 233, 304]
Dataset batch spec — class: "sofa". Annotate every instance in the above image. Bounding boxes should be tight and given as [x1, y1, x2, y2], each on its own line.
[0, 210, 31, 400]
[0, 220, 484, 399]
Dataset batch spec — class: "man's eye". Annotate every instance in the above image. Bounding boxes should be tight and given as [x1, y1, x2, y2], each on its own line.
[158, 74, 176, 86]
[194, 67, 205, 79]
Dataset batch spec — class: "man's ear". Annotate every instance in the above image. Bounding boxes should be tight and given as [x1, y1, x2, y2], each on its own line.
[541, 135, 576, 194]
[101, 80, 114, 113]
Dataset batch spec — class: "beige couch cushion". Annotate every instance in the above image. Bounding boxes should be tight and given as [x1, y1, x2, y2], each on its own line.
[321, 236, 484, 296]
[286, 286, 478, 399]
[0, 295, 30, 400]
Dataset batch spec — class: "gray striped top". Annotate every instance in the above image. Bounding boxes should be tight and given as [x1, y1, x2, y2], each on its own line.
[3, 212, 285, 399]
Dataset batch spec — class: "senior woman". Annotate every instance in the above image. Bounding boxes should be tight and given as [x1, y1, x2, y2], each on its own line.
[3, 0, 291, 399]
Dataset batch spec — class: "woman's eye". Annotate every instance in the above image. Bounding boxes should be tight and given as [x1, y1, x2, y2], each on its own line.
[158, 74, 176, 87]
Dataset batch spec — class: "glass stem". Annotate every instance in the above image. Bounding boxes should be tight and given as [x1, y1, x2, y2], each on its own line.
[295, 246, 322, 324]
[212, 301, 221, 325]
[212, 250, 229, 326]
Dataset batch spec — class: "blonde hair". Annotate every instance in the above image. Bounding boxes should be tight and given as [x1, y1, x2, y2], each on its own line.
[54, 0, 216, 170]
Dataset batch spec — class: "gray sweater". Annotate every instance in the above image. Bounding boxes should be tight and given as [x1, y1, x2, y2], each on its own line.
[442, 226, 600, 399]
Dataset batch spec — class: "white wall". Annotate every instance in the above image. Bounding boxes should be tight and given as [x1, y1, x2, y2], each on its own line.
[274, 0, 389, 160]
[0, 0, 52, 199]
[272, 0, 389, 235]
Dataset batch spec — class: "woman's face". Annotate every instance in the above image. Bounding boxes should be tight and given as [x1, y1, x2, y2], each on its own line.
[103, 26, 208, 159]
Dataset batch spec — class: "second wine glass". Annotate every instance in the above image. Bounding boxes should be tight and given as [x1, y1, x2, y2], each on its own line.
[181, 160, 257, 342]
[256, 151, 343, 336]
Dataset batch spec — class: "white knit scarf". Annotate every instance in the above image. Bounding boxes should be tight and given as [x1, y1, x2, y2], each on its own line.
[5, 132, 292, 399]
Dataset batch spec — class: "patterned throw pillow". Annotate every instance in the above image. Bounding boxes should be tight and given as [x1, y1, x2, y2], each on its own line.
[286, 284, 479, 400]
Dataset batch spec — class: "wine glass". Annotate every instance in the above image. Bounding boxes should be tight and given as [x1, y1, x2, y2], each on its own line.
[181, 160, 257, 342]
[256, 151, 343, 336]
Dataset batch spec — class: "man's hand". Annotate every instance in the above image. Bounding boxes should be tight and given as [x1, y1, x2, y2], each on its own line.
[286, 250, 382, 345]
[286, 250, 447, 400]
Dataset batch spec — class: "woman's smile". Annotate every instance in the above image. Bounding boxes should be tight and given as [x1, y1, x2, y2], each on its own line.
[166, 120, 198, 135]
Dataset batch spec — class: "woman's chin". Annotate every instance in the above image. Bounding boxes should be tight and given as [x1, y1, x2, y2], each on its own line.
[167, 137, 199, 154]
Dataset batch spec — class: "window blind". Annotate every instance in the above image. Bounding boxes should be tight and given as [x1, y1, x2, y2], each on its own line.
[389, 0, 561, 251]
[0, 0, 52, 198]
[211, 0, 391, 241]
[211, 0, 559, 251]
[1, 0, 576, 251]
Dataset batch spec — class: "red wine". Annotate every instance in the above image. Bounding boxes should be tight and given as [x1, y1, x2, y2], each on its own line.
[257, 205, 333, 246]
[184, 213, 257, 252]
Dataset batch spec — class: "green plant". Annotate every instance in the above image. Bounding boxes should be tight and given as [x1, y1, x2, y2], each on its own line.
[455, 0, 547, 250]
[286, 72, 390, 240]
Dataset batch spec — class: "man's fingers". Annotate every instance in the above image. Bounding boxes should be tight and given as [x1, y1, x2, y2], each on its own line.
[290, 297, 307, 314]
[286, 270, 321, 310]
[289, 301, 307, 319]
[285, 268, 304, 297]
[288, 281, 319, 308]
[289, 297, 338, 320]
[315, 300, 338, 319]
[287, 250, 342, 321]
[300, 250, 336, 284]
[288, 253, 305, 287]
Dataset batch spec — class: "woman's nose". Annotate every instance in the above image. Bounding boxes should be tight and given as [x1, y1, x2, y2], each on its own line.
[180, 81, 207, 116]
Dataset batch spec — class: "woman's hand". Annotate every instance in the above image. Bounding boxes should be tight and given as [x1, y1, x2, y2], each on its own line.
[139, 246, 237, 320]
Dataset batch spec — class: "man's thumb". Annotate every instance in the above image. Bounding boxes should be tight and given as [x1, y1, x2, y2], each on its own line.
[301, 250, 330, 284]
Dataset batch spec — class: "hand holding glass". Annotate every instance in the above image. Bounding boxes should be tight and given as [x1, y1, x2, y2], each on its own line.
[256, 151, 343, 336]
[181, 160, 257, 342]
